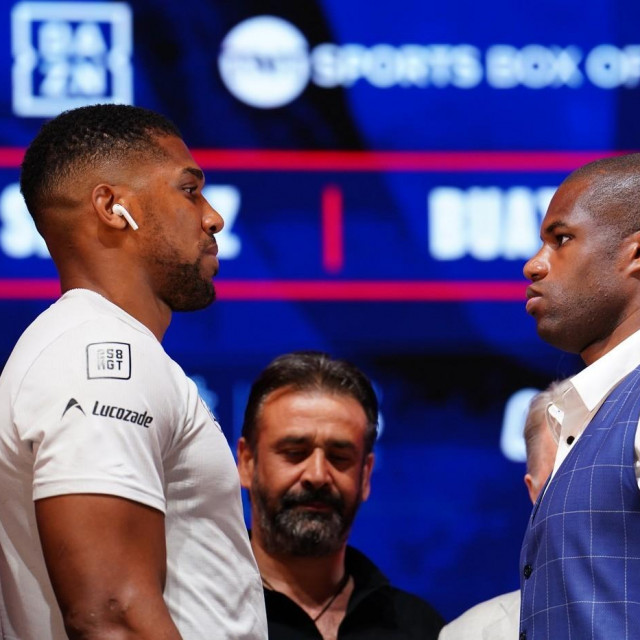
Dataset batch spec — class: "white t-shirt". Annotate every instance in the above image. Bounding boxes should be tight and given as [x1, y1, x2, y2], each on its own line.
[0, 289, 267, 639]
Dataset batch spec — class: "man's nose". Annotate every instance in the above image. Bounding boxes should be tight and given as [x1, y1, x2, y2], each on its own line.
[202, 200, 224, 235]
[301, 449, 331, 489]
[523, 248, 549, 282]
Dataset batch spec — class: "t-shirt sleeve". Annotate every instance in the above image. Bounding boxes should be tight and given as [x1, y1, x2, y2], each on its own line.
[12, 322, 179, 513]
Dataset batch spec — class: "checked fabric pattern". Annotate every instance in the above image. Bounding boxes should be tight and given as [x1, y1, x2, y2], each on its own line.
[519, 366, 640, 640]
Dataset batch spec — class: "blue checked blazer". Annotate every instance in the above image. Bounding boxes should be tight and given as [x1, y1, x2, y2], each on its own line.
[519, 366, 640, 640]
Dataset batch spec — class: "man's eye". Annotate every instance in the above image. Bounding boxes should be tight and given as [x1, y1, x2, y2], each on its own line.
[183, 185, 197, 194]
[557, 234, 571, 246]
[329, 454, 353, 468]
[282, 449, 306, 460]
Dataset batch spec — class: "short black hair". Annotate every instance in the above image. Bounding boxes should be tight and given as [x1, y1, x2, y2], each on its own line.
[20, 103, 181, 225]
[242, 351, 379, 455]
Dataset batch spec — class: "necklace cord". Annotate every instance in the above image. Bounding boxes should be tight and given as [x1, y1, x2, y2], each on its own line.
[261, 572, 350, 623]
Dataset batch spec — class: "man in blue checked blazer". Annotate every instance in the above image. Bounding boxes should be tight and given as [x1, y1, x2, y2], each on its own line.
[521, 153, 640, 640]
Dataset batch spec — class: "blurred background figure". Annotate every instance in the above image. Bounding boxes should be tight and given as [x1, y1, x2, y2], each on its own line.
[237, 351, 445, 639]
[439, 378, 570, 640]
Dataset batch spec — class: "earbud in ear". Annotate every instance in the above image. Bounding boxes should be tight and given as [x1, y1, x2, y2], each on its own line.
[112, 204, 139, 231]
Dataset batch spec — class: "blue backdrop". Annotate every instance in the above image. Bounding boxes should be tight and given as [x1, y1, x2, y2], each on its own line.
[1, 0, 636, 621]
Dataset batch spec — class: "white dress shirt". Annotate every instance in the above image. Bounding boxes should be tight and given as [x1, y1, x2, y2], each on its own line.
[546, 328, 640, 486]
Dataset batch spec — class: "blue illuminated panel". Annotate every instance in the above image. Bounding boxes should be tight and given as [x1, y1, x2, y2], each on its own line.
[0, 0, 630, 621]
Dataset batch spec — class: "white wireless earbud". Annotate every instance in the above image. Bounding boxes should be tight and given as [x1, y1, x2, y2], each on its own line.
[112, 203, 139, 231]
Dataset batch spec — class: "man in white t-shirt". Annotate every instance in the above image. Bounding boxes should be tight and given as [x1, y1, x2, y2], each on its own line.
[0, 104, 267, 639]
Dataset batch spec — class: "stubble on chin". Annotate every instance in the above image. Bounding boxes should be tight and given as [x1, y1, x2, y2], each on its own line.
[535, 291, 611, 355]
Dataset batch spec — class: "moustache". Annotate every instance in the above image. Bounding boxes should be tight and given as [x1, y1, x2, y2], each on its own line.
[280, 487, 344, 514]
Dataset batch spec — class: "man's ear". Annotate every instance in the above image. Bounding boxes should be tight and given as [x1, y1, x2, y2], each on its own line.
[237, 437, 255, 490]
[524, 473, 537, 504]
[622, 230, 640, 277]
[360, 453, 374, 503]
[91, 184, 128, 230]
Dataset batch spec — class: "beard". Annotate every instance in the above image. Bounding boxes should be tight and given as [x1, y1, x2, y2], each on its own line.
[160, 255, 216, 311]
[151, 239, 217, 311]
[252, 477, 362, 557]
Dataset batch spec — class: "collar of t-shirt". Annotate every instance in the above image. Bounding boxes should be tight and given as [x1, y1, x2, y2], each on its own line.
[62, 288, 156, 339]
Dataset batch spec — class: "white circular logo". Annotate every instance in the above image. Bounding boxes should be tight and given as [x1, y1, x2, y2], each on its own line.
[218, 16, 311, 109]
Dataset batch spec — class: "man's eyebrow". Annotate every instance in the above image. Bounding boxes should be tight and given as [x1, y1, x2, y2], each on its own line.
[326, 440, 357, 451]
[275, 436, 312, 447]
[544, 220, 568, 234]
[273, 436, 357, 451]
[182, 167, 204, 181]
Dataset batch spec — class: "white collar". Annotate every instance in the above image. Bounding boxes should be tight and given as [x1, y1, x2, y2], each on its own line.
[545, 329, 640, 442]
[571, 329, 640, 412]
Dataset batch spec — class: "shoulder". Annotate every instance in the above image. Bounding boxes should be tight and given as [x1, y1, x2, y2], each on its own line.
[385, 584, 446, 629]
[439, 590, 520, 640]
[14, 292, 158, 360]
[10, 295, 185, 418]
[346, 547, 445, 635]
[13, 314, 161, 391]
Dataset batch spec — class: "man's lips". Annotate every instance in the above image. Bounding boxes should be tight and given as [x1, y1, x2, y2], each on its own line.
[203, 241, 219, 276]
[294, 501, 333, 511]
[204, 240, 218, 257]
[285, 498, 339, 514]
[525, 286, 542, 314]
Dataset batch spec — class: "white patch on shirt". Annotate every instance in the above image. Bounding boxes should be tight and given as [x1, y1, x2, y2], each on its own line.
[86, 342, 131, 379]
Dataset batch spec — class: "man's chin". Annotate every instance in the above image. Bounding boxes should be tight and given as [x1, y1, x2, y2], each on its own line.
[260, 512, 347, 556]
[536, 322, 581, 354]
[171, 283, 216, 312]
[279, 531, 346, 557]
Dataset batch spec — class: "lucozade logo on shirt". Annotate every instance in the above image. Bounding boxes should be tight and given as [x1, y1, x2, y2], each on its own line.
[91, 401, 153, 428]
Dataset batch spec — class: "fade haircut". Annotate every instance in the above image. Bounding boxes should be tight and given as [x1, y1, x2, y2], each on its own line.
[566, 153, 640, 245]
[242, 351, 379, 455]
[523, 378, 570, 477]
[20, 103, 181, 227]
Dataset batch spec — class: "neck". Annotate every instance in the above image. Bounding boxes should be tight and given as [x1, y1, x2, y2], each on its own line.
[580, 308, 640, 365]
[54, 233, 173, 341]
[252, 532, 355, 639]
[60, 277, 171, 342]
[251, 533, 348, 603]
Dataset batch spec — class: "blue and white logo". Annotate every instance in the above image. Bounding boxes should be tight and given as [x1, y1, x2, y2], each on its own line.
[218, 15, 311, 109]
[11, 2, 133, 117]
